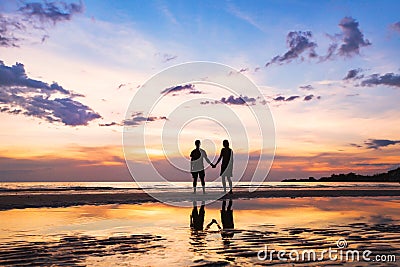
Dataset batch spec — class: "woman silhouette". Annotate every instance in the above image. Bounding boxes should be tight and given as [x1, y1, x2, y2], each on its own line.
[214, 140, 233, 194]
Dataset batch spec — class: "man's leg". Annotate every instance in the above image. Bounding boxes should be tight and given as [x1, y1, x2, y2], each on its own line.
[192, 172, 198, 193]
[222, 176, 226, 193]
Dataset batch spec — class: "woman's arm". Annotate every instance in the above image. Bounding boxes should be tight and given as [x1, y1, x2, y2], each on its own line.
[214, 149, 223, 165]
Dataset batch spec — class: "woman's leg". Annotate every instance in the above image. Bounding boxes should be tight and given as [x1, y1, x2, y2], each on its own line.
[227, 176, 233, 193]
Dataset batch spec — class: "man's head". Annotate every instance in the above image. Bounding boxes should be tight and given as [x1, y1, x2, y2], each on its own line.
[223, 139, 229, 148]
[195, 140, 201, 148]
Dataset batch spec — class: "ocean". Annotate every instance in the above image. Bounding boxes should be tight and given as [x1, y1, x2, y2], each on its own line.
[1, 181, 400, 195]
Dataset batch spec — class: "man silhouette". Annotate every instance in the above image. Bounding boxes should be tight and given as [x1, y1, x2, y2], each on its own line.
[190, 140, 213, 194]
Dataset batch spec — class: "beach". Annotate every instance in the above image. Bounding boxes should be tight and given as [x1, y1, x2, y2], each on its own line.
[1, 187, 400, 210]
[0, 193, 399, 266]
[0, 182, 400, 266]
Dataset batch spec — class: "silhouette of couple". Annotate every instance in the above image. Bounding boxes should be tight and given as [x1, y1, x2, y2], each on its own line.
[190, 198, 235, 238]
[190, 139, 233, 194]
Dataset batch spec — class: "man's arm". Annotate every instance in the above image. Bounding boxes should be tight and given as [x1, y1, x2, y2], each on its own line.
[202, 149, 212, 165]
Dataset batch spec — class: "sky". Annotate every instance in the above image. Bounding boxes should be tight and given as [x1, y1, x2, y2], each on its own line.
[0, 0, 399, 182]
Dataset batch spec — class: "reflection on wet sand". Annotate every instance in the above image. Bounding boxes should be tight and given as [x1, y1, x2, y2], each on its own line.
[0, 197, 399, 266]
[0, 234, 165, 266]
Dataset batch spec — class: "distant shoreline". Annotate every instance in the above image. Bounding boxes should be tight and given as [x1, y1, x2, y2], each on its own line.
[282, 167, 400, 183]
[1, 189, 400, 211]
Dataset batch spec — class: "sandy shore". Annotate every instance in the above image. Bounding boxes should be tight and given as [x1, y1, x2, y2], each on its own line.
[1, 189, 400, 210]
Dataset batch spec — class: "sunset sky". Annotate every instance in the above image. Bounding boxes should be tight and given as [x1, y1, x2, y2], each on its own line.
[1, 0, 399, 182]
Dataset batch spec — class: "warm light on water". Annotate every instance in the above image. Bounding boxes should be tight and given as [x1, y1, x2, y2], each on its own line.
[1, 197, 399, 266]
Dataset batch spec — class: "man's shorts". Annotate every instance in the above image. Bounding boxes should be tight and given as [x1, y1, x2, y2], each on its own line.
[191, 170, 205, 179]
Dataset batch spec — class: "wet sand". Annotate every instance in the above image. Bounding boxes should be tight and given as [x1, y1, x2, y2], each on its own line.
[1, 188, 400, 210]
[0, 197, 399, 266]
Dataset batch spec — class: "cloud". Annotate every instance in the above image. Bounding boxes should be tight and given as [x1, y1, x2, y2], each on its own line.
[227, 3, 264, 31]
[364, 139, 400, 149]
[200, 95, 257, 105]
[264, 17, 370, 66]
[360, 73, 400, 88]
[0, 61, 71, 95]
[0, 61, 101, 126]
[0, 0, 83, 47]
[299, 84, 314, 90]
[157, 3, 178, 25]
[123, 112, 167, 126]
[337, 17, 371, 57]
[354, 163, 396, 167]
[220, 95, 256, 105]
[19, 1, 84, 24]
[273, 95, 300, 102]
[155, 53, 178, 63]
[319, 42, 338, 61]
[0, 145, 131, 181]
[160, 84, 200, 95]
[321, 17, 370, 61]
[349, 143, 362, 148]
[389, 21, 400, 33]
[272, 94, 320, 102]
[303, 94, 314, 101]
[228, 68, 250, 76]
[99, 122, 120, 127]
[343, 68, 364, 80]
[0, 14, 24, 47]
[265, 31, 318, 67]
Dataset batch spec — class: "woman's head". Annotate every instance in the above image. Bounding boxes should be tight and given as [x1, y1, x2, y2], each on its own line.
[223, 140, 229, 148]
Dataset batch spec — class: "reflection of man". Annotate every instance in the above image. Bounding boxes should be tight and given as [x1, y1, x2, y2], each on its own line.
[190, 200, 216, 232]
[190, 200, 205, 231]
[190, 140, 213, 194]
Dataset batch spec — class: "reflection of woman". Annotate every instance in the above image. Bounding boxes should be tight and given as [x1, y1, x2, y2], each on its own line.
[214, 140, 233, 194]
[215, 198, 235, 238]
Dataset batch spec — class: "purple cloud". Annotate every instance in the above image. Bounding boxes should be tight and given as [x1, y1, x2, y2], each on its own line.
[19, 1, 84, 25]
[273, 96, 285, 101]
[274, 95, 300, 102]
[337, 17, 371, 57]
[303, 94, 314, 101]
[360, 73, 400, 88]
[0, 14, 25, 47]
[0, 61, 100, 126]
[299, 85, 314, 90]
[161, 84, 202, 95]
[200, 95, 257, 105]
[221, 95, 256, 105]
[265, 31, 318, 67]
[364, 139, 400, 149]
[0, 1, 83, 47]
[123, 112, 167, 126]
[99, 122, 120, 127]
[343, 68, 364, 80]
